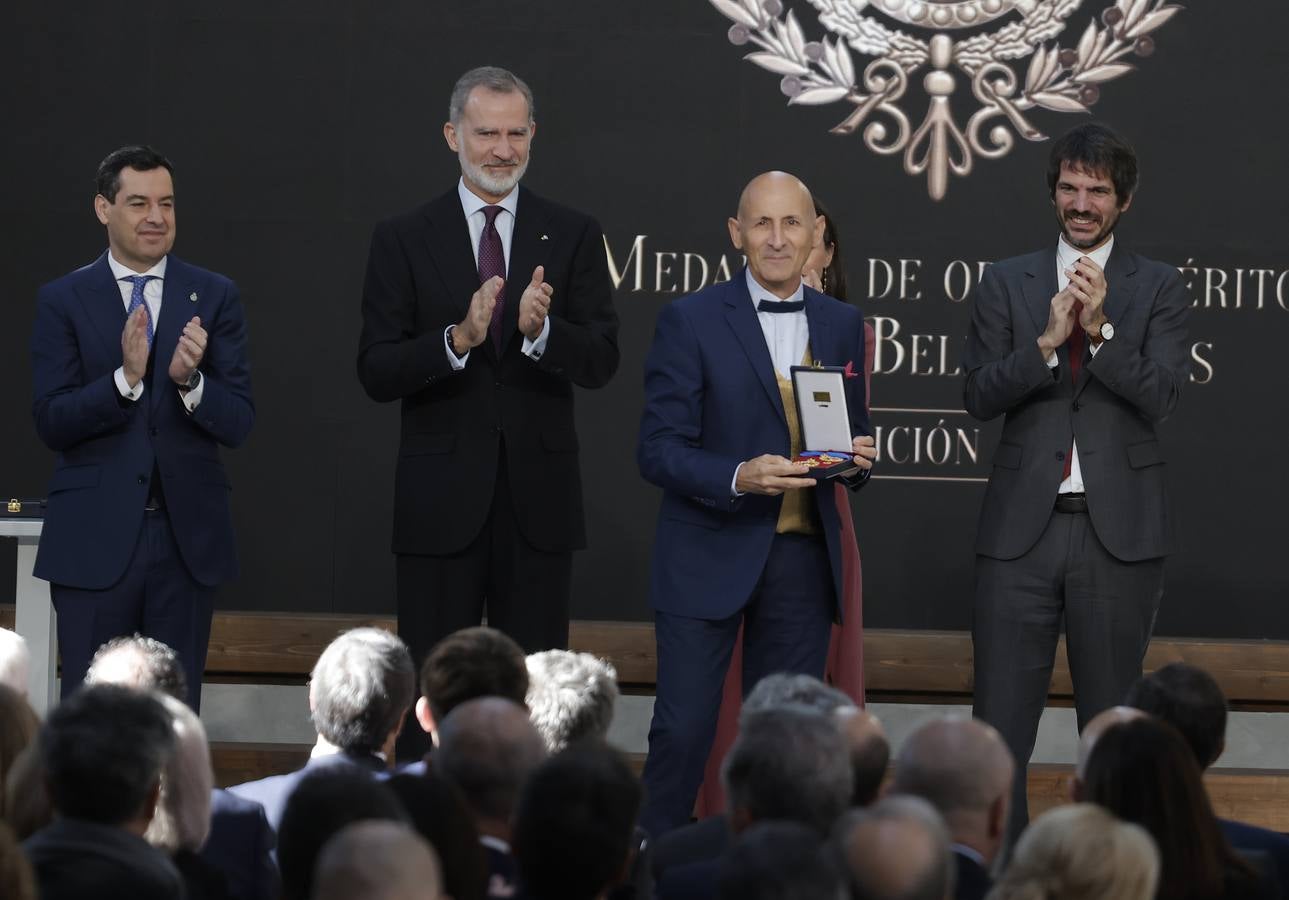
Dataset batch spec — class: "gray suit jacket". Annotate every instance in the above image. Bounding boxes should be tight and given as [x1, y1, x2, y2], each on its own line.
[963, 244, 1190, 562]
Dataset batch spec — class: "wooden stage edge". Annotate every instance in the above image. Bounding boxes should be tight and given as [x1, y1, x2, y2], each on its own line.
[5, 606, 1289, 707]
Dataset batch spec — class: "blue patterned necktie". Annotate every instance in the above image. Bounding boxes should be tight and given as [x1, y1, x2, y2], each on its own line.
[123, 274, 158, 350]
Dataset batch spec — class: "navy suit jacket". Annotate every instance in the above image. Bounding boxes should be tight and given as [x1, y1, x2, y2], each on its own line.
[637, 271, 871, 619]
[202, 788, 279, 900]
[30, 252, 254, 588]
[1221, 819, 1289, 900]
[227, 751, 387, 836]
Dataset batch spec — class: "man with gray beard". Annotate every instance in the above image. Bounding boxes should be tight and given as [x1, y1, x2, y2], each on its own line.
[357, 66, 619, 761]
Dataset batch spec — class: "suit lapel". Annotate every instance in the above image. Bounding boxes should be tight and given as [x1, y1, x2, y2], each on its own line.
[803, 290, 839, 367]
[422, 191, 483, 348]
[503, 187, 553, 357]
[1075, 243, 1138, 399]
[74, 253, 129, 362]
[1022, 248, 1059, 339]
[724, 272, 786, 427]
[150, 256, 194, 412]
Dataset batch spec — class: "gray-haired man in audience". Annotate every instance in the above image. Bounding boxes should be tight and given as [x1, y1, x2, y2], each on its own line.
[525, 649, 619, 753]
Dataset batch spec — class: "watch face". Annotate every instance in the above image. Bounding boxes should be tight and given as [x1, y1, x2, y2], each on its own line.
[1100, 321, 1115, 341]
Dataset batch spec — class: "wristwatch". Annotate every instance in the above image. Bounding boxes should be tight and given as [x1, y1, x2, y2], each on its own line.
[179, 370, 201, 393]
[1098, 320, 1115, 342]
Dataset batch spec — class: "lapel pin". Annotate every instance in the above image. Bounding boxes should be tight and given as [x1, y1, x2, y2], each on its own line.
[540, 234, 549, 241]
[189, 292, 198, 302]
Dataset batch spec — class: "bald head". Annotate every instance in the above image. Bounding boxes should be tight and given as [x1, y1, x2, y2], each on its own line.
[729, 171, 823, 299]
[836, 708, 890, 806]
[1075, 706, 1147, 781]
[435, 697, 547, 833]
[312, 821, 443, 900]
[837, 796, 953, 900]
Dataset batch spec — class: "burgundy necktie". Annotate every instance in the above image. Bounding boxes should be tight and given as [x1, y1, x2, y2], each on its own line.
[477, 205, 506, 351]
[1063, 299, 1084, 481]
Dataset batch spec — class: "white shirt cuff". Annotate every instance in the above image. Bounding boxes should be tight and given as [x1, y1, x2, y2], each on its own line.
[445, 326, 470, 370]
[522, 316, 552, 360]
[731, 462, 745, 498]
[114, 367, 145, 401]
[181, 372, 204, 412]
[1089, 339, 1102, 356]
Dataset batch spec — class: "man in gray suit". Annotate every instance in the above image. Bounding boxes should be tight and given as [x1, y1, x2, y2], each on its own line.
[963, 122, 1190, 837]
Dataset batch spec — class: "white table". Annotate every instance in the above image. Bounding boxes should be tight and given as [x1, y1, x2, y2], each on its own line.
[0, 518, 56, 715]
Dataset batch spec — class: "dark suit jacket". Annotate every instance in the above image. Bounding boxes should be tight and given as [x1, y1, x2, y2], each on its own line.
[30, 252, 254, 588]
[227, 750, 387, 836]
[953, 848, 992, 900]
[23, 817, 185, 900]
[1222, 819, 1289, 900]
[201, 788, 279, 900]
[963, 244, 1189, 562]
[651, 815, 732, 885]
[357, 185, 618, 555]
[637, 271, 871, 619]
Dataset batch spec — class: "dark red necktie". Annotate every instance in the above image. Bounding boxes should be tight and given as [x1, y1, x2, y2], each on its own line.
[1062, 299, 1084, 481]
[477, 205, 506, 351]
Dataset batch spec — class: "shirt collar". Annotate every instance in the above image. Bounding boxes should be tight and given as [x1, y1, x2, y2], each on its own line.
[458, 177, 519, 221]
[108, 251, 167, 282]
[951, 843, 986, 867]
[1056, 232, 1114, 273]
[745, 267, 805, 309]
[480, 834, 511, 854]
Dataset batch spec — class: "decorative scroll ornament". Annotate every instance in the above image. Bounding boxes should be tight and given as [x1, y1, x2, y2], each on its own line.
[711, 0, 1182, 200]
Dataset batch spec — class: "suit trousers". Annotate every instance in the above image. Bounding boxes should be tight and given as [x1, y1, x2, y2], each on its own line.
[394, 448, 572, 760]
[639, 531, 835, 840]
[971, 504, 1163, 842]
[52, 508, 215, 711]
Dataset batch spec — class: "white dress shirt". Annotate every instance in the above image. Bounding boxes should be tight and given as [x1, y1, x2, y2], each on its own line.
[1048, 233, 1114, 494]
[731, 270, 812, 495]
[108, 252, 204, 412]
[444, 178, 551, 368]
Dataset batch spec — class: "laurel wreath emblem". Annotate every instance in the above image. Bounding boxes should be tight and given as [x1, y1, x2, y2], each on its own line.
[711, 0, 1182, 199]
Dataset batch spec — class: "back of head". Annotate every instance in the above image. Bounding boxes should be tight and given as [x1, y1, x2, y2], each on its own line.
[0, 628, 30, 697]
[277, 768, 406, 900]
[717, 821, 843, 900]
[526, 649, 619, 753]
[310, 627, 414, 754]
[1082, 716, 1248, 900]
[836, 709, 890, 807]
[386, 771, 487, 900]
[41, 684, 174, 825]
[435, 696, 547, 827]
[0, 685, 39, 797]
[145, 694, 214, 853]
[85, 634, 188, 701]
[1124, 663, 1227, 769]
[1074, 706, 1146, 784]
[723, 705, 853, 836]
[835, 795, 954, 900]
[422, 627, 528, 723]
[312, 820, 442, 900]
[513, 741, 642, 900]
[989, 804, 1159, 900]
[743, 672, 855, 718]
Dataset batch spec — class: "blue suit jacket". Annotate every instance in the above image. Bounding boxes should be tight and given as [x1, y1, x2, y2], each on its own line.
[227, 751, 388, 837]
[30, 252, 254, 589]
[637, 271, 870, 620]
[202, 788, 279, 900]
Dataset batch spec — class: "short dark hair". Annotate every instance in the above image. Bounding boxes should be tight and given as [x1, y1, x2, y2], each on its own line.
[420, 627, 528, 723]
[276, 768, 407, 900]
[310, 628, 415, 754]
[386, 771, 488, 900]
[435, 697, 547, 823]
[41, 684, 174, 824]
[1125, 663, 1227, 769]
[513, 741, 642, 900]
[1047, 123, 1138, 203]
[85, 635, 187, 701]
[718, 821, 843, 900]
[96, 146, 174, 204]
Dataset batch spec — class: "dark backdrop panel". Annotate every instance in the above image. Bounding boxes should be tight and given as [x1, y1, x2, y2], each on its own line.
[2, 1, 1285, 637]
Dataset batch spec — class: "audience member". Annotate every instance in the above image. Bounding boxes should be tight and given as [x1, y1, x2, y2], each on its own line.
[311, 820, 443, 900]
[838, 706, 890, 807]
[436, 696, 548, 899]
[411, 626, 529, 751]
[386, 770, 488, 900]
[1082, 716, 1275, 900]
[0, 685, 39, 807]
[0, 628, 30, 697]
[3, 744, 50, 839]
[834, 795, 955, 900]
[276, 767, 407, 900]
[985, 803, 1158, 900]
[526, 648, 619, 752]
[513, 741, 643, 900]
[0, 820, 36, 900]
[1126, 662, 1289, 892]
[1069, 705, 1145, 799]
[86, 633, 279, 900]
[891, 718, 1014, 900]
[230, 627, 414, 831]
[717, 821, 845, 900]
[23, 684, 183, 900]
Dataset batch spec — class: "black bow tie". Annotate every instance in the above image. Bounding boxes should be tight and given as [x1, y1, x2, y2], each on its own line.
[757, 299, 805, 313]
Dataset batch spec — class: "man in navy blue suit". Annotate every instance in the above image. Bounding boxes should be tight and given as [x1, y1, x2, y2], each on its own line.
[636, 171, 876, 838]
[30, 145, 254, 710]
